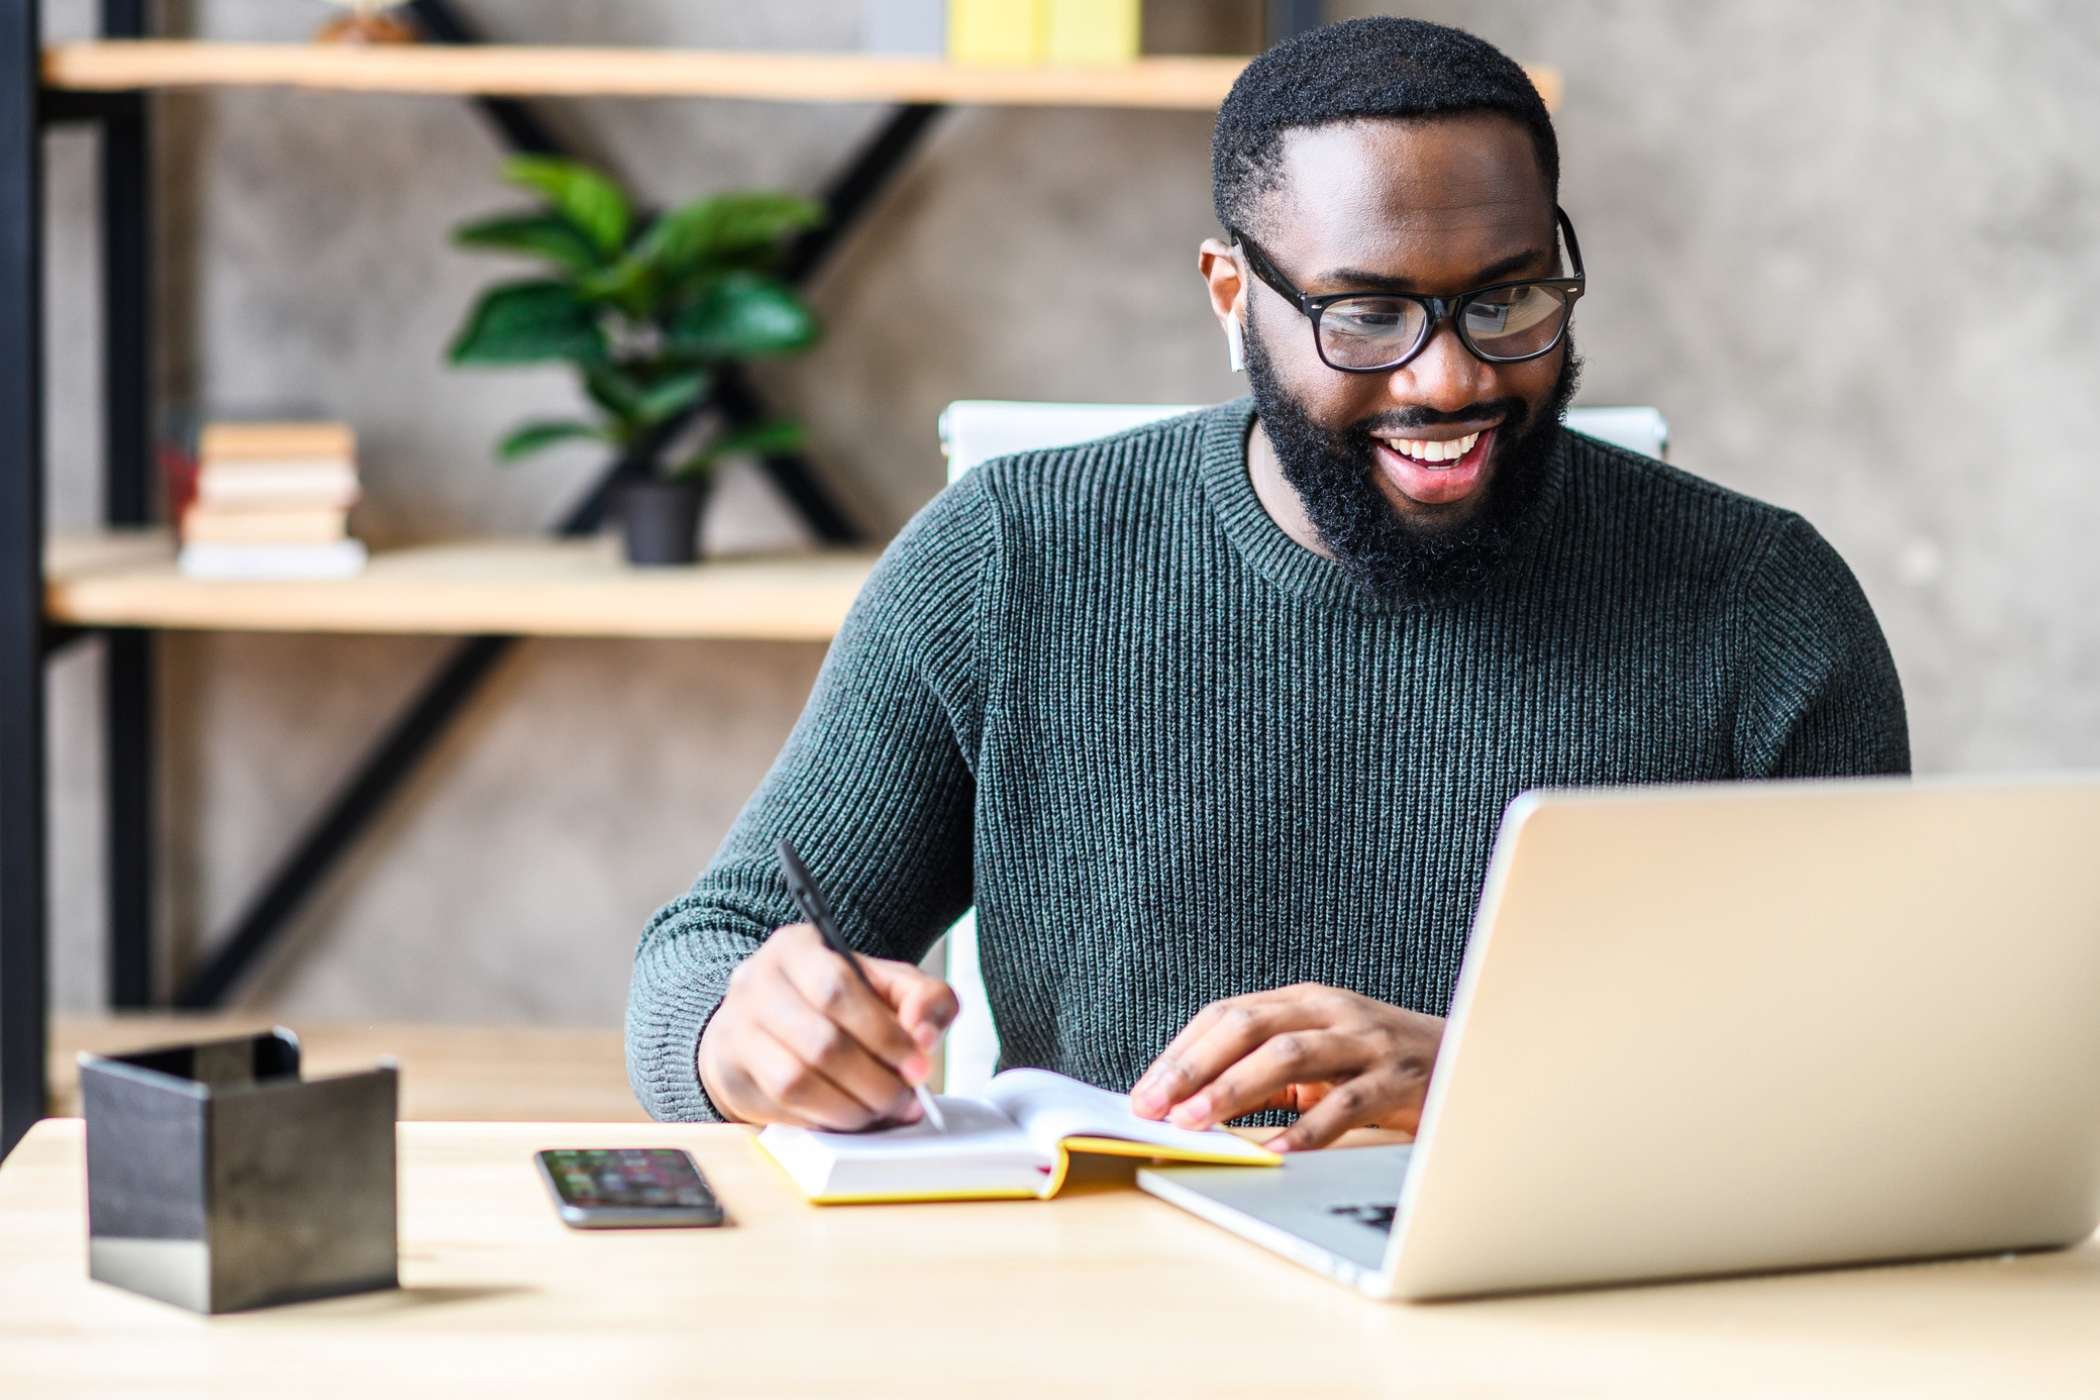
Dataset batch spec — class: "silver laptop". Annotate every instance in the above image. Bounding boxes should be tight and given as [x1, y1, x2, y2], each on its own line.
[1138, 774, 2100, 1300]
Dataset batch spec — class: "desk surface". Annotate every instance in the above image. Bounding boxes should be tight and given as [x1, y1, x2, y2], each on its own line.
[5, 1118, 2099, 1397]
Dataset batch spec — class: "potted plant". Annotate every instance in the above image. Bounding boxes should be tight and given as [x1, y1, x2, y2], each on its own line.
[447, 155, 823, 565]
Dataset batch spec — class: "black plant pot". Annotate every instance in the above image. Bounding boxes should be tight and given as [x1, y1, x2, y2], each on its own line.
[619, 477, 708, 567]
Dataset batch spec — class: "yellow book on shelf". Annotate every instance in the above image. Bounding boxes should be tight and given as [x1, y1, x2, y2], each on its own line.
[1043, 0, 1139, 65]
[948, 0, 1045, 65]
[757, 1068, 1279, 1205]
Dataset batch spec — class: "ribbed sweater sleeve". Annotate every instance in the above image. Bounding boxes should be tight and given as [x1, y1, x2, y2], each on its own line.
[625, 473, 994, 1122]
[1734, 512, 1911, 778]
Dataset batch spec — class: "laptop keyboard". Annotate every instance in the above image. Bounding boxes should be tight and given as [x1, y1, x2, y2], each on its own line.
[1327, 1202, 1396, 1233]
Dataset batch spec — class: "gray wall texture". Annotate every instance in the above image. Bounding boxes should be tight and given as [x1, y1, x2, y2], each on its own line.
[37, 2, 2100, 1024]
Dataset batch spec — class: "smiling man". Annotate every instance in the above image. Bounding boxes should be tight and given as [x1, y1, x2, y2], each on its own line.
[627, 18, 1908, 1150]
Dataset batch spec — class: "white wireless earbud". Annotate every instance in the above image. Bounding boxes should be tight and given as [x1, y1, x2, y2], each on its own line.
[1225, 315, 1245, 373]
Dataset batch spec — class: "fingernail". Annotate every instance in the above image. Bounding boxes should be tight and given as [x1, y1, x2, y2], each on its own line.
[913, 1022, 940, 1051]
[1263, 1135, 1292, 1155]
[1131, 1087, 1162, 1116]
[902, 1053, 930, 1084]
[1170, 1098, 1209, 1129]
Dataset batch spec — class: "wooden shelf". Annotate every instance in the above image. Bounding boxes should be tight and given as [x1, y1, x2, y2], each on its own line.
[43, 42, 1248, 107]
[42, 41, 1561, 111]
[44, 529, 875, 641]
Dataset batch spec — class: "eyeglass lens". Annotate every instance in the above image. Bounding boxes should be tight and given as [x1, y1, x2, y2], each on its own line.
[1318, 284, 1573, 370]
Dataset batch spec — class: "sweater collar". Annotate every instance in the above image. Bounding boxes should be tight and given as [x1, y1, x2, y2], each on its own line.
[1195, 396, 1570, 613]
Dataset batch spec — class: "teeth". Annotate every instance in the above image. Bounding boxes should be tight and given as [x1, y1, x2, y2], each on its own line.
[1382, 430, 1481, 466]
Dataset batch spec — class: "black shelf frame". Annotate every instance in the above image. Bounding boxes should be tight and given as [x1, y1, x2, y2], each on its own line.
[0, 0, 950, 1159]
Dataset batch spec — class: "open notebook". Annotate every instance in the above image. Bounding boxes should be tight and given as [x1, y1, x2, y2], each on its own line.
[757, 1068, 1281, 1204]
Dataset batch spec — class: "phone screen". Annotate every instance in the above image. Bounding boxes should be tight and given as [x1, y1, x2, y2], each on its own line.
[536, 1148, 725, 1228]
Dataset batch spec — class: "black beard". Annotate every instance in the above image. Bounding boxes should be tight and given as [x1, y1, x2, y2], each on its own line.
[1244, 323, 1582, 601]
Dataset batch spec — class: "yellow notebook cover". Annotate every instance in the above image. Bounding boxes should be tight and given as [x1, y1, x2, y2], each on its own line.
[1043, 0, 1139, 65]
[948, 0, 1045, 65]
[757, 1068, 1280, 1204]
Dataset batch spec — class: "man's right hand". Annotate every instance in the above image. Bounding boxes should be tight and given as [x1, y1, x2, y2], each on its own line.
[697, 923, 959, 1130]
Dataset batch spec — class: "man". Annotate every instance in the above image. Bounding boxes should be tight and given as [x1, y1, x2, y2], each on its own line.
[626, 18, 1908, 1151]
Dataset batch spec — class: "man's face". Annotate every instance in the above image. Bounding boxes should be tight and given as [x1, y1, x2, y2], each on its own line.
[1224, 114, 1579, 596]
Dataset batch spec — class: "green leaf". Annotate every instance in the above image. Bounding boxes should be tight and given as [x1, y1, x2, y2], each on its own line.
[575, 255, 657, 313]
[448, 280, 607, 365]
[668, 419, 807, 481]
[582, 364, 646, 420]
[497, 420, 606, 461]
[636, 192, 825, 280]
[502, 155, 631, 258]
[665, 272, 820, 359]
[708, 420, 808, 460]
[453, 212, 603, 274]
[571, 194, 823, 316]
[634, 368, 711, 426]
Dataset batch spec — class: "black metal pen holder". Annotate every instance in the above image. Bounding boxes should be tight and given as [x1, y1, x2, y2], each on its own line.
[77, 1027, 399, 1314]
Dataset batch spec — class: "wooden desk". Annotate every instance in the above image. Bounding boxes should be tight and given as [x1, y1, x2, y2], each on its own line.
[5, 1119, 2099, 1396]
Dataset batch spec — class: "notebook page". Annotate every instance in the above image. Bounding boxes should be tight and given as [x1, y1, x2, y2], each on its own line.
[757, 1095, 1049, 1201]
[985, 1069, 1277, 1163]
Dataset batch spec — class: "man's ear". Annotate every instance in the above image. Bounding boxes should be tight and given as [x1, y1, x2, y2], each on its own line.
[1197, 236, 1245, 322]
[1198, 237, 1247, 371]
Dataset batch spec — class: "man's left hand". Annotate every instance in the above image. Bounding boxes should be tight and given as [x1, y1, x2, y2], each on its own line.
[1128, 985, 1445, 1152]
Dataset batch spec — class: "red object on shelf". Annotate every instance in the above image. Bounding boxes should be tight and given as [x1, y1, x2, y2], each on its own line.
[159, 438, 198, 525]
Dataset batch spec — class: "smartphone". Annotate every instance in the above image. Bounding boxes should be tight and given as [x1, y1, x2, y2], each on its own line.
[535, 1148, 726, 1229]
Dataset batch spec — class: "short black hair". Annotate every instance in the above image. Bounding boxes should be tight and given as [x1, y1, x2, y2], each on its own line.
[1211, 16, 1558, 235]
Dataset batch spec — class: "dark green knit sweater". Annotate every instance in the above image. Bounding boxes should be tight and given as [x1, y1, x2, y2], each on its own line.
[627, 398, 1909, 1123]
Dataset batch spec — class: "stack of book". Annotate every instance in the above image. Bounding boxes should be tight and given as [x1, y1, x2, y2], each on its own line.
[178, 421, 368, 579]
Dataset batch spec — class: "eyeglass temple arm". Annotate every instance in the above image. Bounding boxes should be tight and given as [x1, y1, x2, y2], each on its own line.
[1226, 230, 1296, 311]
[1555, 205, 1584, 279]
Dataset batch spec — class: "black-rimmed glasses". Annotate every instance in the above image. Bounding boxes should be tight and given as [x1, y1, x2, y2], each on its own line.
[1229, 207, 1586, 374]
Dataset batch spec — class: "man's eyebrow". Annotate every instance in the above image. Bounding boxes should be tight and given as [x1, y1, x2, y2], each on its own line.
[1316, 247, 1549, 293]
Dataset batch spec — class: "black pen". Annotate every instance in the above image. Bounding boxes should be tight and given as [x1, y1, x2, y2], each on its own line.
[775, 837, 946, 1131]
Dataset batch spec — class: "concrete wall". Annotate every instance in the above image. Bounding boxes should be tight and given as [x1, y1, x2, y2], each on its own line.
[39, 2, 2100, 1023]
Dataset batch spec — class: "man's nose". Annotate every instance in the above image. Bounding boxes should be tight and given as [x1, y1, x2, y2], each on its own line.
[1385, 323, 1494, 415]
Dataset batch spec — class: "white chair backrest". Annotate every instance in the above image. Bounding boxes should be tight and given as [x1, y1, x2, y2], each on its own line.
[939, 400, 1669, 480]
[928, 398, 1670, 1094]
